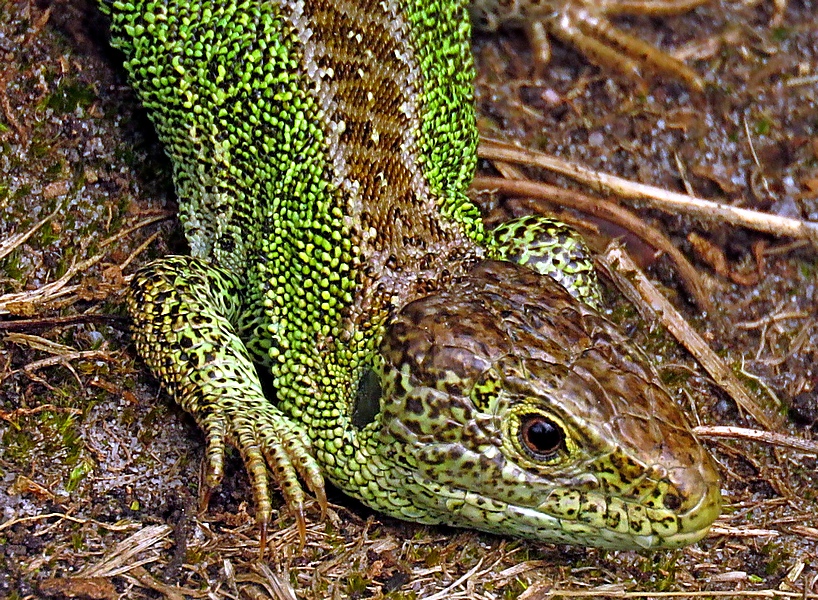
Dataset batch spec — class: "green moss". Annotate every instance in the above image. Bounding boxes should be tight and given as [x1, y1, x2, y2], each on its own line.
[799, 260, 817, 279]
[44, 159, 65, 178]
[502, 579, 528, 599]
[344, 572, 368, 596]
[1, 424, 37, 464]
[29, 137, 54, 159]
[423, 547, 441, 568]
[638, 551, 680, 591]
[71, 531, 86, 551]
[12, 183, 32, 200]
[66, 458, 94, 492]
[1, 250, 24, 283]
[135, 404, 168, 445]
[385, 591, 417, 600]
[52, 247, 74, 279]
[761, 541, 791, 577]
[754, 116, 772, 136]
[184, 546, 209, 564]
[38, 220, 61, 246]
[771, 27, 790, 42]
[44, 80, 96, 113]
[114, 145, 137, 167]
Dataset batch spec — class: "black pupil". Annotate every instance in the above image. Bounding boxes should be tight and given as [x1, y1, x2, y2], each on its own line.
[521, 416, 563, 458]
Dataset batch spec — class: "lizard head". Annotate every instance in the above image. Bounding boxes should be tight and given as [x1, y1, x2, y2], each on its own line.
[364, 259, 721, 549]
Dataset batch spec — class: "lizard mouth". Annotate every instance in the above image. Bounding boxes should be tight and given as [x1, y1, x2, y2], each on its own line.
[387, 423, 722, 550]
[430, 474, 722, 550]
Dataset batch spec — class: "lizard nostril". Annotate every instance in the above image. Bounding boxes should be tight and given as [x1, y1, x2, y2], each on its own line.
[663, 493, 682, 511]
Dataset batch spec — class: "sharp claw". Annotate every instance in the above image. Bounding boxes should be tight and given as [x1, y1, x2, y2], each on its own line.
[199, 485, 213, 514]
[259, 519, 268, 560]
[294, 504, 307, 552]
[295, 454, 327, 520]
[314, 484, 328, 520]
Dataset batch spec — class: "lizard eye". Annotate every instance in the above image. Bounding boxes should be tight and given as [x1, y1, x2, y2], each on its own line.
[519, 414, 565, 460]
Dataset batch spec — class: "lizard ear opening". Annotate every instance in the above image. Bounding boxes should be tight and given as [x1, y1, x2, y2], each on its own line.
[351, 366, 382, 429]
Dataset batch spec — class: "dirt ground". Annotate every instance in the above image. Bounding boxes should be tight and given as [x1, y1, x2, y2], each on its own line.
[1, 0, 817, 598]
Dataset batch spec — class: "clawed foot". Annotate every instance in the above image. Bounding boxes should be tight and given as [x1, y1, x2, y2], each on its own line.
[472, 0, 710, 90]
[545, 1, 705, 91]
[197, 404, 327, 556]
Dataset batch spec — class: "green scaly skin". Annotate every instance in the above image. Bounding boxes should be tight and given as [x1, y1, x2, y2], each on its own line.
[109, 0, 722, 550]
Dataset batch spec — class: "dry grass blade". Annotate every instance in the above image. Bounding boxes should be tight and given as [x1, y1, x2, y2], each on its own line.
[0, 207, 60, 261]
[0, 251, 106, 315]
[78, 524, 173, 578]
[0, 404, 81, 423]
[127, 566, 208, 600]
[250, 562, 299, 600]
[98, 214, 170, 250]
[0, 313, 126, 332]
[788, 525, 818, 539]
[422, 559, 484, 600]
[598, 244, 779, 431]
[694, 425, 818, 454]
[6, 331, 78, 354]
[478, 139, 818, 245]
[708, 524, 780, 538]
[0, 331, 117, 387]
[523, 588, 818, 599]
[0, 512, 140, 534]
[3, 349, 114, 384]
[0, 214, 168, 315]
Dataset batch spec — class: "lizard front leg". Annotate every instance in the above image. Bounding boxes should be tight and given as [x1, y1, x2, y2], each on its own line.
[492, 215, 602, 308]
[127, 255, 326, 550]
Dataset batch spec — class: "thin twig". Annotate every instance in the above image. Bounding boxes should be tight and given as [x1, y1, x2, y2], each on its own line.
[694, 425, 818, 454]
[99, 213, 170, 249]
[478, 139, 818, 245]
[0, 404, 82, 422]
[0, 512, 141, 534]
[423, 558, 485, 600]
[471, 175, 712, 312]
[0, 313, 127, 332]
[599, 244, 779, 430]
[0, 206, 60, 261]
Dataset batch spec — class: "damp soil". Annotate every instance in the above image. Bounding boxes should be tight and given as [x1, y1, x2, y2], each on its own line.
[0, 0, 816, 598]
